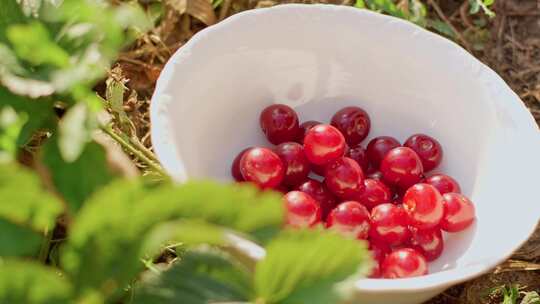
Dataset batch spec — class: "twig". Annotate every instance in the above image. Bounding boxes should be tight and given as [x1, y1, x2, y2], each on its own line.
[100, 124, 167, 176]
[427, 0, 472, 52]
[219, 0, 232, 20]
[38, 226, 53, 263]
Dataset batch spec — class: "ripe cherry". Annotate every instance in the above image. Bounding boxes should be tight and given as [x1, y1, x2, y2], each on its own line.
[297, 120, 321, 143]
[403, 183, 444, 230]
[325, 157, 365, 199]
[275, 142, 311, 186]
[231, 148, 251, 181]
[368, 240, 391, 278]
[370, 203, 410, 246]
[311, 164, 327, 177]
[380, 147, 424, 189]
[404, 134, 443, 172]
[441, 193, 476, 232]
[346, 144, 369, 172]
[283, 191, 321, 228]
[304, 124, 346, 165]
[366, 136, 401, 169]
[424, 174, 461, 195]
[297, 179, 337, 220]
[409, 227, 444, 261]
[355, 178, 392, 210]
[326, 201, 371, 239]
[381, 248, 428, 279]
[367, 170, 383, 181]
[330, 106, 371, 146]
[260, 104, 300, 144]
[240, 147, 284, 188]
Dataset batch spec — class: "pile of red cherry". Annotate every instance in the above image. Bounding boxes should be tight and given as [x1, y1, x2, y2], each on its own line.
[231, 104, 476, 279]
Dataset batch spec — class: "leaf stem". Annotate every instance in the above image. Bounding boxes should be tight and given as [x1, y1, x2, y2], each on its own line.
[100, 124, 167, 176]
[38, 226, 53, 263]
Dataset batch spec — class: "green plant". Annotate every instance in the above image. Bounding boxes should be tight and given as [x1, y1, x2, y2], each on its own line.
[489, 285, 540, 304]
[0, 1, 371, 303]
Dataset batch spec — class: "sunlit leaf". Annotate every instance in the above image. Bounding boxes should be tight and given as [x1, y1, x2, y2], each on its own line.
[254, 229, 370, 304]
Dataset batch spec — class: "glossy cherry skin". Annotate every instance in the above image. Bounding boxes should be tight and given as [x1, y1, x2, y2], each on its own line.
[355, 178, 393, 210]
[260, 104, 300, 144]
[325, 157, 365, 199]
[330, 106, 371, 146]
[366, 136, 401, 169]
[424, 174, 461, 195]
[381, 248, 428, 279]
[303, 124, 346, 165]
[297, 120, 322, 143]
[368, 240, 391, 278]
[380, 147, 424, 189]
[326, 201, 371, 239]
[404, 134, 443, 172]
[370, 203, 410, 246]
[367, 170, 383, 181]
[240, 147, 284, 189]
[231, 148, 251, 181]
[441, 193, 476, 232]
[297, 179, 338, 220]
[346, 144, 369, 172]
[409, 227, 444, 261]
[403, 183, 444, 230]
[283, 191, 321, 228]
[275, 142, 311, 187]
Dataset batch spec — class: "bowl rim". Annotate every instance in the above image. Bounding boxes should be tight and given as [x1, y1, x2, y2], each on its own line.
[150, 3, 540, 293]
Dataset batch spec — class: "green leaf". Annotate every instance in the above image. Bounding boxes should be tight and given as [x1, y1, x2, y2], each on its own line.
[134, 248, 251, 304]
[428, 19, 456, 39]
[354, 0, 366, 8]
[62, 180, 281, 300]
[0, 107, 27, 162]
[254, 229, 370, 304]
[57, 103, 93, 162]
[0, 259, 72, 303]
[16, 0, 62, 17]
[0, 87, 55, 145]
[502, 285, 520, 304]
[0, 163, 63, 231]
[521, 291, 540, 304]
[364, 0, 405, 18]
[41, 138, 116, 213]
[0, 1, 27, 44]
[0, 218, 42, 256]
[7, 22, 70, 67]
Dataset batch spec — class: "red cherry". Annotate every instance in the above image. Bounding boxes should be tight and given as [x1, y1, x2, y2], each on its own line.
[311, 164, 327, 177]
[356, 178, 393, 210]
[325, 157, 365, 199]
[330, 106, 371, 146]
[260, 104, 300, 144]
[274, 185, 290, 194]
[283, 191, 321, 228]
[231, 148, 251, 181]
[441, 193, 476, 232]
[346, 144, 369, 172]
[409, 227, 444, 261]
[297, 179, 338, 220]
[275, 142, 311, 186]
[380, 147, 424, 189]
[370, 204, 410, 246]
[404, 134, 443, 172]
[297, 120, 322, 143]
[303, 124, 346, 165]
[368, 240, 391, 278]
[240, 147, 284, 188]
[326, 201, 371, 239]
[403, 183, 444, 230]
[367, 170, 383, 181]
[366, 136, 400, 168]
[382, 248, 428, 279]
[424, 174, 461, 195]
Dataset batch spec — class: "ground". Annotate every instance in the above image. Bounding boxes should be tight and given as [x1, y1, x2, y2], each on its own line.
[111, 0, 540, 302]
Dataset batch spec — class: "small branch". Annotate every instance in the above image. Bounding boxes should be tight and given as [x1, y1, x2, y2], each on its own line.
[427, 0, 472, 53]
[38, 226, 53, 263]
[100, 125, 167, 176]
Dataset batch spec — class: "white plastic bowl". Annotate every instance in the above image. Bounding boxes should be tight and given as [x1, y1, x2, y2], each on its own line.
[150, 4, 540, 304]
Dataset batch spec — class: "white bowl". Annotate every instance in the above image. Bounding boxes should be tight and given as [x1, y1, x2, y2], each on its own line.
[150, 4, 540, 304]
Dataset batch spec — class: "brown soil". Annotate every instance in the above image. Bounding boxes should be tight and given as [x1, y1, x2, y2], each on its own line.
[114, 0, 540, 302]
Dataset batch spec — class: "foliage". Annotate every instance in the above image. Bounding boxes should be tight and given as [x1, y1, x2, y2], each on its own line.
[489, 285, 540, 304]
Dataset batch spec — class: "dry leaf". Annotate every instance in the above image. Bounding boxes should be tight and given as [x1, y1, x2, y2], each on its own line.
[167, 0, 217, 25]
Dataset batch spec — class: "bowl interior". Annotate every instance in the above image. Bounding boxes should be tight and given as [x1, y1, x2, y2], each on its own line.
[151, 4, 540, 289]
